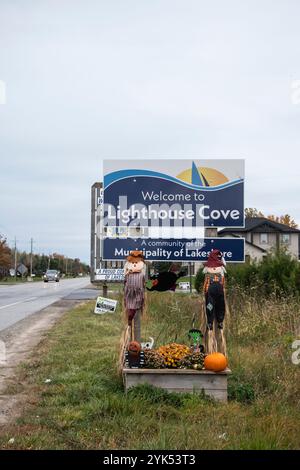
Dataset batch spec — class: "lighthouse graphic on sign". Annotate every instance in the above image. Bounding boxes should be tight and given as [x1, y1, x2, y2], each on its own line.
[176, 162, 229, 187]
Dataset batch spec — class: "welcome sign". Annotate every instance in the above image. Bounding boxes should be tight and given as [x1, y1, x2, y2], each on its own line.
[103, 159, 244, 230]
[103, 237, 245, 263]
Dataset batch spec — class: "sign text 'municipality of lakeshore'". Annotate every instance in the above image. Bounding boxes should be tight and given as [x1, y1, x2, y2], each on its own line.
[103, 238, 245, 263]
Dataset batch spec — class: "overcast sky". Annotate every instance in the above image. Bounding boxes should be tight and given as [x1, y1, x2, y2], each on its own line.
[1, 0, 300, 263]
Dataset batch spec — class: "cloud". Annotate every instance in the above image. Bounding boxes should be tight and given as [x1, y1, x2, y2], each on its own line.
[1, 0, 300, 262]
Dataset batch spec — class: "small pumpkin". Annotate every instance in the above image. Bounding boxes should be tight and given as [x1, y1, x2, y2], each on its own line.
[204, 353, 228, 372]
[128, 341, 141, 356]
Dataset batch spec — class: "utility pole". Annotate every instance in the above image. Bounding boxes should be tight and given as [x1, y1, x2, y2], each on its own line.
[30, 238, 33, 278]
[14, 237, 17, 282]
[65, 257, 68, 276]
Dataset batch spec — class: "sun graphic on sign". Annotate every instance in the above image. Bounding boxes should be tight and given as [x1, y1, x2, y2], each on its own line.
[176, 162, 229, 187]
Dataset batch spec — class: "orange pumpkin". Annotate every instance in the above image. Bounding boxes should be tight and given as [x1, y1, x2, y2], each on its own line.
[204, 353, 228, 372]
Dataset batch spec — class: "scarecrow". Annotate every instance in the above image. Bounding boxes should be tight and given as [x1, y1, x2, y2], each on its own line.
[146, 264, 186, 292]
[119, 251, 146, 371]
[124, 250, 146, 337]
[202, 249, 227, 355]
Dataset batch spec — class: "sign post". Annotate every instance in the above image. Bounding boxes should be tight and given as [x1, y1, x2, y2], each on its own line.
[189, 262, 193, 293]
[90, 182, 102, 284]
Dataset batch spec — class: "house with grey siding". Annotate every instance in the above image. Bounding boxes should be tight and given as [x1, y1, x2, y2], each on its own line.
[219, 217, 300, 262]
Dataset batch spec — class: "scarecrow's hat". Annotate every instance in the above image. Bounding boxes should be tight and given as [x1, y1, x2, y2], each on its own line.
[126, 250, 145, 263]
[203, 249, 225, 268]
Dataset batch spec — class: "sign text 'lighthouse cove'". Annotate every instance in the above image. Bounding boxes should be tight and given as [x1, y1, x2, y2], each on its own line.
[103, 159, 245, 231]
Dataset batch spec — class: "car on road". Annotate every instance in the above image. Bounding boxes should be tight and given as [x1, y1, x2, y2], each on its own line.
[43, 270, 60, 283]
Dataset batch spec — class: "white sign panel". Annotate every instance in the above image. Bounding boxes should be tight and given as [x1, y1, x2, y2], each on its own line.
[94, 296, 118, 314]
[97, 188, 104, 206]
[103, 159, 245, 234]
[95, 268, 124, 281]
[179, 282, 191, 290]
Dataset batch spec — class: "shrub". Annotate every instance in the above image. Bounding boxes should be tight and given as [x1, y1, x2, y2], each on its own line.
[127, 383, 184, 408]
[228, 376, 255, 403]
[226, 262, 260, 290]
[195, 248, 300, 297]
[258, 249, 300, 296]
[194, 269, 205, 293]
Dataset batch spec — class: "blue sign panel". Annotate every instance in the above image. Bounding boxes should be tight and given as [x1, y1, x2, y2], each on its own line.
[103, 238, 245, 263]
[103, 159, 245, 229]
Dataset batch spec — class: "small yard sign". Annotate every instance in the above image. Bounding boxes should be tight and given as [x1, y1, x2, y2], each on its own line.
[178, 282, 191, 290]
[94, 296, 118, 314]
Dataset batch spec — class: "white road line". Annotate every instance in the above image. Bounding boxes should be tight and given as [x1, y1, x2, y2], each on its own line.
[0, 297, 38, 310]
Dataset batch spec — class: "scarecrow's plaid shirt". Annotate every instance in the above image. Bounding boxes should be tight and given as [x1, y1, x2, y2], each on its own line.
[203, 273, 225, 293]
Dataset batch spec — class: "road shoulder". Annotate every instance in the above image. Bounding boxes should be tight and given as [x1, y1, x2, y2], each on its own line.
[0, 299, 84, 426]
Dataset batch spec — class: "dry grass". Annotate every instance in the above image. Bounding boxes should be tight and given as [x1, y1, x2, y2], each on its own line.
[0, 288, 299, 449]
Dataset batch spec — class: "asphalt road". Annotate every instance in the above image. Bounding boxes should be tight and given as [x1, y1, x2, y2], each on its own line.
[0, 278, 93, 331]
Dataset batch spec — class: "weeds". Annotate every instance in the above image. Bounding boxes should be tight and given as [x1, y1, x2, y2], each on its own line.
[0, 289, 299, 450]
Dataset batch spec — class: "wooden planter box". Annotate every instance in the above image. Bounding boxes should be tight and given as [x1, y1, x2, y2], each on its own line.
[123, 368, 231, 402]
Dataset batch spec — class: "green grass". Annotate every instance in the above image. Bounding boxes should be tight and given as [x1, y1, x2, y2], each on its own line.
[0, 290, 299, 450]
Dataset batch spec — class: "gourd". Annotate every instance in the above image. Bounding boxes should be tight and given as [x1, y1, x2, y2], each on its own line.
[204, 353, 228, 372]
[179, 351, 205, 369]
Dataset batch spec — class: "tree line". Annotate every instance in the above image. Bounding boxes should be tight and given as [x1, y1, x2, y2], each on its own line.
[245, 208, 298, 228]
[0, 235, 89, 278]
